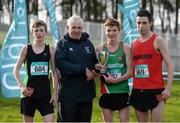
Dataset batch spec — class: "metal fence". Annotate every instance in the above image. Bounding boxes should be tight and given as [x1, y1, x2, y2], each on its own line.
[58, 20, 105, 46]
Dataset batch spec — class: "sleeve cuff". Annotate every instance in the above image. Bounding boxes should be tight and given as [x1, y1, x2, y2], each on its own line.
[81, 67, 86, 76]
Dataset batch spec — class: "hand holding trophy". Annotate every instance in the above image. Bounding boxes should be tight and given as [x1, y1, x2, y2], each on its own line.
[97, 51, 109, 74]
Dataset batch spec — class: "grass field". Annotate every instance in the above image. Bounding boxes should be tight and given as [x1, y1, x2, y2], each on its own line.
[0, 80, 180, 122]
[0, 31, 180, 122]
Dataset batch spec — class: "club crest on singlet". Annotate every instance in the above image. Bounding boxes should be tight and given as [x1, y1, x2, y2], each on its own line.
[135, 64, 149, 78]
[30, 62, 48, 75]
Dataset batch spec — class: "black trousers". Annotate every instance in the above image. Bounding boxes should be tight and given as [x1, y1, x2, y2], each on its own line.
[57, 101, 93, 122]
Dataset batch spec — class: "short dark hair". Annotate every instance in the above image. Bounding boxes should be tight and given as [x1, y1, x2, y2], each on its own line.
[32, 20, 47, 32]
[137, 9, 152, 22]
[104, 18, 120, 31]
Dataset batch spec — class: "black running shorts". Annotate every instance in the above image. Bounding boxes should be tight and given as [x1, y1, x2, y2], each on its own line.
[99, 93, 129, 111]
[129, 88, 164, 112]
[20, 97, 54, 117]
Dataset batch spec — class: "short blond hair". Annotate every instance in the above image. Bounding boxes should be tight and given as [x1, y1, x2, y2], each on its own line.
[32, 20, 47, 32]
[104, 18, 120, 31]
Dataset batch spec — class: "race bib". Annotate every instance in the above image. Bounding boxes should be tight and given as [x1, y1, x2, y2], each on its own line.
[30, 62, 48, 75]
[108, 69, 122, 78]
[135, 64, 149, 78]
[110, 73, 121, 78]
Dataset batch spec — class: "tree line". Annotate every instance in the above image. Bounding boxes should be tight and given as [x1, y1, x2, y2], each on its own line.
[0, 0, 179, 34]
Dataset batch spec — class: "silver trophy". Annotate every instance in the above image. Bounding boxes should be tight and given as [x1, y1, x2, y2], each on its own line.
[97, 51, 109, 74]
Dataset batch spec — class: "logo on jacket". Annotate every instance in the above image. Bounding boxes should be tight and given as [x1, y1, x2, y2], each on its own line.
[85, 47, 91, 53]
[69, 47, 74, 51]
[43, 53, 47, 56]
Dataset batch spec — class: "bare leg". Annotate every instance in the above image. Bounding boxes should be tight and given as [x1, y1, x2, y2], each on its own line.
[23, 115, 33, 122]
[119, 106, 130, 122]
[135, 109, 149, 122]
[151, 101, 164, 122]
[101, 108, 114, 122]
[42, 113, 54, 122]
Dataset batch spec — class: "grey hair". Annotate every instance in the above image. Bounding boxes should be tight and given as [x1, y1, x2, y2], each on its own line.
[67, 15, 84, 27]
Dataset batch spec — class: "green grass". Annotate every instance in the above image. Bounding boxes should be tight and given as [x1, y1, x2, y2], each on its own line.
[0, 80, 180, 122]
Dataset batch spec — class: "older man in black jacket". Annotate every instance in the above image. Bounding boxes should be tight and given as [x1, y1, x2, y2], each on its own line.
[55, 15, 98, 122]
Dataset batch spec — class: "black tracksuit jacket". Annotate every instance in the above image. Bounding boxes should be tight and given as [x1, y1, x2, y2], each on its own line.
[55, 32, 98, 102]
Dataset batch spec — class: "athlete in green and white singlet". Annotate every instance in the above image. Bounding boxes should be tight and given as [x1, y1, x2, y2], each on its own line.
[100, 42, 129, 94]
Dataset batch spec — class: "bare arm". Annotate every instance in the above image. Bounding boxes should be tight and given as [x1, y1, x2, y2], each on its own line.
[118, 43, 133, 82]
[13, 45, 27, 88]
[13, 45, 33, 96]
[155, 37, 174, 100]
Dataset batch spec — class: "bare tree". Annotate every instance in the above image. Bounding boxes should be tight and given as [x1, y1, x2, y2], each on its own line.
[175, 0, 179, 34]
[105, 0, 108, 18]
[92, 0, 98, 21]
[32, 0, 38, 16]
[0, 0, 2, 11]
[149, 0, 154, 30]
[158, 0, 166, 32]
[142, 0, 147, 9]
[84, 0, 91, 21]
[166, 9, 172, 33]
[158, 0, 174, 33]
[60, 0, 75, 19]
[164, 0, 174, 33]
[79, 0, 83, 17]
[111, 0, 115, 18]
[95, 1, 106, 22]
[114, 0, 119, 19]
